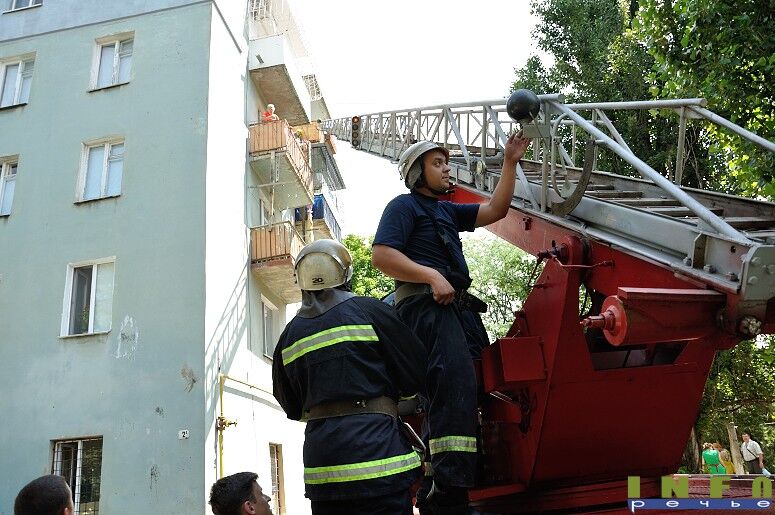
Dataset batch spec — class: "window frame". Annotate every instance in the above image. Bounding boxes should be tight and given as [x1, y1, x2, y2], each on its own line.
[0, 54, 35, 108]
[90, 33, 133, 91]
[262, 296, 278, 358]
[52, 436, 103, 515]
[76, 138, 125, 203]
[0, 156, 19, 216]
[4, 0, 41, 13]
[268, 442, 285, 515]
[60, 257, 116, 338]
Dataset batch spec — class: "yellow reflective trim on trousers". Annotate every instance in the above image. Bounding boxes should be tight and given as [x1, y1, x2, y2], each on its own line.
[428, 435, 477, 455]
[282, 324, 378, 365]
[304, 451, 421, 484]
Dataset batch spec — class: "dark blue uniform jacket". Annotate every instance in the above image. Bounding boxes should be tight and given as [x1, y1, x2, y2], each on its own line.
[272, 295, 427, 501]
[373, 191, 479, 289]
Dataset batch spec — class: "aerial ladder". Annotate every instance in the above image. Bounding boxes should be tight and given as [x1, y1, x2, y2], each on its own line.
[322, 91, 775, 513]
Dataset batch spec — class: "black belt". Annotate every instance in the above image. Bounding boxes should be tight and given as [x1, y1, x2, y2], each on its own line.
[303, 396, 397, 421]
[394, 282, 487, 313]
[395, 283, 433, 304]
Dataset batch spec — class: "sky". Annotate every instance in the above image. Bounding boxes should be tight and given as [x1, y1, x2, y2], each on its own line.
[288, 0, 542, 235]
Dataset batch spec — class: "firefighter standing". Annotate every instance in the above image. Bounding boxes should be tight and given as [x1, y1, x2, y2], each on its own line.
[272, 239, 427, 514]
[372, 134, 530, 513]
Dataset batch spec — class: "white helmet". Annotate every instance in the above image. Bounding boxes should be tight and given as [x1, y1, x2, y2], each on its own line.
[295, 239, 353, 290]
[398, 141, 450, 189]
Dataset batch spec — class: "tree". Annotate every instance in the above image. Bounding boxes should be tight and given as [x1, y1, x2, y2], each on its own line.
[635, 0, 775, 198]
[463, 237, 538, 338]
[342, 234, 394, 299]
[512, 0, 684, 180]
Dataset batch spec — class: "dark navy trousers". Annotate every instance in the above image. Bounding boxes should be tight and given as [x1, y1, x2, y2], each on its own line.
[396, 293, 478, 488]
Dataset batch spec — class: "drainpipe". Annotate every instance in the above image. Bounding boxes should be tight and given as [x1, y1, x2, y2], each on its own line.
[216, 374, 276, 478]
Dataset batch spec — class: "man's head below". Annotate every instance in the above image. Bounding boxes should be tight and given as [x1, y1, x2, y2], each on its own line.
[14, 475, 73, 515]
[209, 472, 273, 515]
[742, 433, 751, 442]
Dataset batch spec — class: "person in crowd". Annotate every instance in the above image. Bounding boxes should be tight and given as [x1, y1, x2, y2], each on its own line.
[14, 475, 73, 515]
[701, 442, 727, 474]
[209, 471, 273, 515]
[741, 433, 764, 474]
[713, 442, 734, 474]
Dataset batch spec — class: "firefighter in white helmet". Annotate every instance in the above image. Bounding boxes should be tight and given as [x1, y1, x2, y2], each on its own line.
[373, 133, 530, 513]
[272, 239, 427, 514]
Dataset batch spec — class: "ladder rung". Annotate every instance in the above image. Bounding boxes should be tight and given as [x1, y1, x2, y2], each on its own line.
[648, 207, 724, 217]
[613, 198, 680, 207]
[586, 190, 644, 199]
[721, 217, 775, 230]
[745, 230, 775, 238]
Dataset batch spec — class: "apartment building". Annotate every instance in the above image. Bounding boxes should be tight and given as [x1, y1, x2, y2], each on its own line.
[0, 0, 343, 513]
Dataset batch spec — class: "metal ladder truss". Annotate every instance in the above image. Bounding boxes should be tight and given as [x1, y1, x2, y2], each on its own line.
[323, 96, 775, 305]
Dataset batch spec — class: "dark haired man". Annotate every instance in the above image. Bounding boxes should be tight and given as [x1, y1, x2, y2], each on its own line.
[14, 475, 73, 515]
[372, 134, 529, 513]
[209, 472, 273, 515]
[741, 433, 765, 474]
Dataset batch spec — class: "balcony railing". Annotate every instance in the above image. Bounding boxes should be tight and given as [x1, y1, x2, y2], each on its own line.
[292, 122, 323, 143]
[248, 120, 314, 210]
[295, 194, 342, 241]
[250, 221, 305, 265]
[250, 222, 305, 302]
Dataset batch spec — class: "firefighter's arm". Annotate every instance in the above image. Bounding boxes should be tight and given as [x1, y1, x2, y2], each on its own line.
[372, 244, 455, 305]
[360, 298, 427, 397]
[476, 132, 530, 227]
[271, 336, 303, 420]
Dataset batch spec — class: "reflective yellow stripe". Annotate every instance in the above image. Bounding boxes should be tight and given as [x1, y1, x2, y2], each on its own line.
[429, 435, 477, 455]
[282, 324, 378, 365]
[304, 451, 421, 484]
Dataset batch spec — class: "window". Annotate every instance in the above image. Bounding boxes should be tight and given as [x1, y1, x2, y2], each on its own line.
[7, 0, 41, 11]
[79, 140, 124, 201]
[0, 159, 17, 216]
[93, 37, 132, 89]
[268, 443, 285, 515]
[62, 259, 115, 336]
[0, 57, 34, 107]
[52, 437, 102, 515]
[262, 298, 277, 357]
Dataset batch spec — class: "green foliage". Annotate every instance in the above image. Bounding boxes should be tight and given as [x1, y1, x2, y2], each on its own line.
[512, 0, 774, 199]
[696, 335, 775, 457]
[635, 0, 775, 198]
[463, 237, 538, 338]
[342, 234, 394, 299]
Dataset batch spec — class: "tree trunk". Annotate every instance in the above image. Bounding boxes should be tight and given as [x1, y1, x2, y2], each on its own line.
[726, 421, 745, 475]
[683, 426, 702, 473]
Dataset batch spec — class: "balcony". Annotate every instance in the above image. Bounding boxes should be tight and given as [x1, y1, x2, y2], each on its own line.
[248, 34, 311, 125]
[249, 120, 314, 211]
[250, 222, 305, 303]
[292, 122, 323, 143]
[311, 135, 345, 192]
[295, 194, 342, 242]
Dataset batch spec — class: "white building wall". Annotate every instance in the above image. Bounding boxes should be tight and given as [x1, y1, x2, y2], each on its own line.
[203, 2, 310, 514]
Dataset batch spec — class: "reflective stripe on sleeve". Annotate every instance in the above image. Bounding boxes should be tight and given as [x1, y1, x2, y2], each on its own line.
[282, 324, 378, 365]
[428, 435, 477, 455]
[304, 451, 421, 484]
